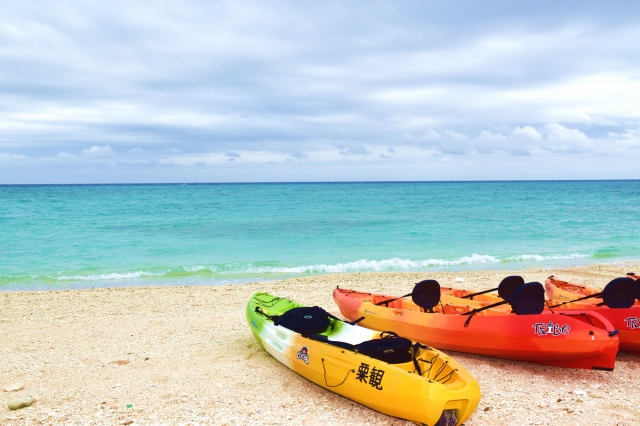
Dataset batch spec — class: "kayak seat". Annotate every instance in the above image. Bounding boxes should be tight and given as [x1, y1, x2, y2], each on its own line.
[372, 295, 403, 309]
[312, 332, 414, 364]
[354, 335, 413, 364]
[509, 282, 545, 315]
[274, 307, 414, 364]
[412, 280, 441, 313]
[498, 275, 525, 300]
[273, 306, 333, 335]
[602, 277, 637, 309]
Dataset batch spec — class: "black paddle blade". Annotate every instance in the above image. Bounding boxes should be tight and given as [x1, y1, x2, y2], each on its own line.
[602, 277, 637, 309]
[412, 280, 441, 311]
[498, 275, 525, 300]
[509, 282, 545, 315]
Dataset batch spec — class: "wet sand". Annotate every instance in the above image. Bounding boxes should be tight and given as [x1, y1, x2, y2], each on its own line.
[2, 264, 640, 425]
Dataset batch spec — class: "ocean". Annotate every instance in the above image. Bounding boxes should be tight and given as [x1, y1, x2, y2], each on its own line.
[1, 181, 639, 291]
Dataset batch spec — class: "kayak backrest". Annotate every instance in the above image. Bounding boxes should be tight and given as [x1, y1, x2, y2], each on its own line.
[498, 275, 525, 300]
[355, 335, 413, 364]
[412, 280, 441, 312]
[509, 282, 545, 315]
[274, 306, 331, 335]
[602, 277, 637, 309]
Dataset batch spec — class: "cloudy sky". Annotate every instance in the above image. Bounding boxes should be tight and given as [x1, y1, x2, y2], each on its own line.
[1, 1, 640, 183]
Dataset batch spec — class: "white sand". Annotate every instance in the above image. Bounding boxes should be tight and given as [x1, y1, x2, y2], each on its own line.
[2, 264, 640, 425]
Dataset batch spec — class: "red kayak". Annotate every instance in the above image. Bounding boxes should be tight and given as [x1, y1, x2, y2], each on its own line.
[544, 275, 640, 355]
[333, 279, 619, 370]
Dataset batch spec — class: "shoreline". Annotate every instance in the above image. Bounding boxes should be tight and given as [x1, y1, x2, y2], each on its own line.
[3, 256, 639, 293]
[2, 264, 640, 425]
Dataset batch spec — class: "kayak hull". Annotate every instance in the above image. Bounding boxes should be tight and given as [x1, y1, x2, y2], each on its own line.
[544, 277, 640, 355]
[333, 288, 619, 370]
[247, 292, 481, 426]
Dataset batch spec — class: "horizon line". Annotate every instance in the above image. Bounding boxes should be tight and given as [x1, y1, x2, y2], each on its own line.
[1, 178, 640, 186]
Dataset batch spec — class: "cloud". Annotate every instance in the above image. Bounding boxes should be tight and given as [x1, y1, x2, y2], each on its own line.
[2, 1, 640, 182]
[81, 145, 113, 157]
[512, 126, 543, 140]
[339, 145, 370, 156]
[290, 151, 308, 159]
[544, 123, 589, 142]
[0, 152, 28, 161]
[56, 151, 76, 158]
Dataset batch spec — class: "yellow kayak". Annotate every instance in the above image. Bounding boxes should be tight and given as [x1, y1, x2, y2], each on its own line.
[247, 292, 481, 426]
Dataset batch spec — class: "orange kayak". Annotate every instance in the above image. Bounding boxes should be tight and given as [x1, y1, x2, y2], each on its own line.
[438, 275, 640, 356]
[543, 275, 640, 355]
[333, 280, 619, 370]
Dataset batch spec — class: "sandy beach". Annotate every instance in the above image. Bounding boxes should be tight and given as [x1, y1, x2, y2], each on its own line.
[2, 264, 640, 425]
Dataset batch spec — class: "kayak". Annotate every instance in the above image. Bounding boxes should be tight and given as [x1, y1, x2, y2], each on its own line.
[543, 276, 640, 355]
[247, 292, 480, 426]
[544, 275, 640, 306]
[438, 275, 640, 356]
[333, 279, 619, 370]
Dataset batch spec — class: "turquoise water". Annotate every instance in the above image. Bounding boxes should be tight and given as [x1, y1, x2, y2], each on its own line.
[1, 181, 640, 291]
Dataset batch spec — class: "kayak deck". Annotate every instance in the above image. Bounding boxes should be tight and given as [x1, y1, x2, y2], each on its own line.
[334, 288, 619, 370]
[247, 292, 481, 425]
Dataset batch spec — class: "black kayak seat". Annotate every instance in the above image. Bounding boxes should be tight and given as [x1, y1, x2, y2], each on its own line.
[412, 279, 441, 312]
[602, 277, 637, 309]
[273, 306, 333, 335]
[498, 275, 525, 300]
[508, 282, 545, 315]
[273, 307, 413, 364]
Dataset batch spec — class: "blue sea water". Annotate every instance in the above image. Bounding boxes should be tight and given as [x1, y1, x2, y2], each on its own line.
[1, 181, 640, 291]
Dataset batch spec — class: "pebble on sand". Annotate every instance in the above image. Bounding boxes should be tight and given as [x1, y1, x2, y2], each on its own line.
[3, 383, 24, 392]
[8, 396, 35, 410]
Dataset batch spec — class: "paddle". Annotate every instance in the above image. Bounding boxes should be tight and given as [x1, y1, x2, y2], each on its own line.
[374, 279, 441, 313]
[376, 275, 524, 308]
[548, 277, 637, 309]
[461, 282, 546, 326]
[376, 277, 543, 319]
[458, 275, 524, 300]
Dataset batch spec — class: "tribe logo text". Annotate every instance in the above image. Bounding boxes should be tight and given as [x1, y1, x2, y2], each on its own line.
[532, 322, 570, 336]
[624, 317, 640, 329]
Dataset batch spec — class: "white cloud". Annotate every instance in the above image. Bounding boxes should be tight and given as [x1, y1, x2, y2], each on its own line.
[2, 1, 640, 182]
[512, 126, 543, 140]
[441, 130, 468, 141]
[0, 152, 28, 161]
[56, 151, 76, 158]
[82, 145, 113, 157]
[477, 130, 507, 142]
[544, 124, 589, 142]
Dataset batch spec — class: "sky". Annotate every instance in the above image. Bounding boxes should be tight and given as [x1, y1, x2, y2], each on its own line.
[1, 1, 640, 183]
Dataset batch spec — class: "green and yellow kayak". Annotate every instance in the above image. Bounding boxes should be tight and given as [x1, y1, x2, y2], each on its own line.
[247, 292, 481, 426]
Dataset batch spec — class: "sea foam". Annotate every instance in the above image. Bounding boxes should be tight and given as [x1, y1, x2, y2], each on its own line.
[48, 252, 593, 281]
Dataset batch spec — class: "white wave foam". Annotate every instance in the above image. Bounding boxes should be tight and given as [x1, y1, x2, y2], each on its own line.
[238, 254, 502, 274]
[504, 253, 591, 262]
[50, 252, 594, 281]
[55, 270, 165, 281]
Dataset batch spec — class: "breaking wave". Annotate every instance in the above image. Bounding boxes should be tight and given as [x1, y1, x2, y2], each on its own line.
[33, 252, 595, 283]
